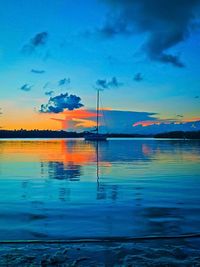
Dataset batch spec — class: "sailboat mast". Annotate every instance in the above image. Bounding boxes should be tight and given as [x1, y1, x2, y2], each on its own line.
[97, 89, 99, 134]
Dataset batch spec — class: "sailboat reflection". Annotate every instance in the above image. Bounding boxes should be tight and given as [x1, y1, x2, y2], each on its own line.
[0, 139, 199, 241]
[96, 141, 100, 184]
[94, 140, 120, 201]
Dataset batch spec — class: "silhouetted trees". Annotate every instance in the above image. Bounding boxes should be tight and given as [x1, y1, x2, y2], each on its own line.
[0, 129, 82, 138]
[0, 129, 199, 139]
[154, 131, 200, 139]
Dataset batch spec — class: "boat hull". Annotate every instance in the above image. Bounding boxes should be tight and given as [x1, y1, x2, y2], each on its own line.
[84, 134, 107, 141]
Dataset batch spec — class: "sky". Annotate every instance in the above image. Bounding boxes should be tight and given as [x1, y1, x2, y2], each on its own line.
[0, 0, 200, 133]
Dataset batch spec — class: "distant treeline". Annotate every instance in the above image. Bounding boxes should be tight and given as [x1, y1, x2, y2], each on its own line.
[0, 130, 199, 139]
[0, 130, 83, 138]
[154, 131, 200, 139]
[0, 130, 147, 139]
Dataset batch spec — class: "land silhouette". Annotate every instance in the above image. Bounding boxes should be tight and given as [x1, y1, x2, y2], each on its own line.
[0, 129, 199, 139]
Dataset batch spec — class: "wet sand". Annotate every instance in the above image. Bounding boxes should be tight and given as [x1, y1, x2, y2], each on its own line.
[0, 239, 200, 266]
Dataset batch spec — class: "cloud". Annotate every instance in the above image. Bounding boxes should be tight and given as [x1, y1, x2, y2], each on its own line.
[96, 79, 108, 89]
[96, 77, 123, 89]
[176, 114, 184, 118]
[20, 84, 33, 92]
[99, 109, 157, 132]
[51, 109, 97, 129]
[133, 119, 175, 127]
[43, 82, 50, 89]
[31, 69, 45, 74]
[22, 32, 48, 54]
[134, 72, 143, 82]
[72, 118, 97, 128]
[132, 120, 200, 134]
[98, 0, 200, 67]
[102, 112, 200, 134]
[39, 92, 84, 113]
[45, 91, 54, 96]
[194, 95, 199, 98]
[53, 108, 157, 132]
[50, 107, 200, 133]
[58, 78, 71, 86]
[108, 76, 123, 87]
[97, 19, 132, 38]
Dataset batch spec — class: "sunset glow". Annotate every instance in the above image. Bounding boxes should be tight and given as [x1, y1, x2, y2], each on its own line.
[0, 0, 199, 133]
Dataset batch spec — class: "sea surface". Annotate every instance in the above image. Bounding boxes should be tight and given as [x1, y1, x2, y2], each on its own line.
[0, 138, 199, 241]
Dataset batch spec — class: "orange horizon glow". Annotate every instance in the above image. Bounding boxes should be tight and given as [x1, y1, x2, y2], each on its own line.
[0, 139, 111, 167]
[182, 117, 200, 123]
[0, 108, 102, 130]
[1, 103, 199, 131]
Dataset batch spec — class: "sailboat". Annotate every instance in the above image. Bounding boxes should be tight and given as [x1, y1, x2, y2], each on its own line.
[84, 89, 107, 141]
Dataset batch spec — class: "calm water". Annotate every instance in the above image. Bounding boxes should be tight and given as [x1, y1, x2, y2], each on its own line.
[0, 138, 199, 240]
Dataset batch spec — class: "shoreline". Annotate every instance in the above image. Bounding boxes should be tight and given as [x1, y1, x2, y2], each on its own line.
[0, 130, 200, 140]
[0, 137, 200, 141]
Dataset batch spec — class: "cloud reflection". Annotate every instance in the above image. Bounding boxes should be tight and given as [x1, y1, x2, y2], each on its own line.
[47, 161, 81, 181]
[0, 139, 200, 239]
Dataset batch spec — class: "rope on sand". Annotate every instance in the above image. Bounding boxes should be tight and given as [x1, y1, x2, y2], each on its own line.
[1, 233, 200, 244]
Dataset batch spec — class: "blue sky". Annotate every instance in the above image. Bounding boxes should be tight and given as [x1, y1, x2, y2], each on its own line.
[0, 0, 199, 132]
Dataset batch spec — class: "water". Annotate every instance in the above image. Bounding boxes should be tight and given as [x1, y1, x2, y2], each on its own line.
[0, 138, 199, 241]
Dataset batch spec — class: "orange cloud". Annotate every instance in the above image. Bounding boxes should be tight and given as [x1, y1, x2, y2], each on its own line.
[61, 109, 98, 118]
[133, 117, 200, 127]
[72, 118, 97, 128]
[133, 120, 162, 127]
[51, 108, 104, 130]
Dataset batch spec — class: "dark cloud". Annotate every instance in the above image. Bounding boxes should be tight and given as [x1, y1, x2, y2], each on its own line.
[31, 69, 45, 74]
[194, 95, 199, 98]
[109, 76, 123, 87]
[99, 0, 200, 67]
[134, 72, 143, 82]
[58, 78, 71, 86]
[97, 19, 132, 38]
[22, 32, 48, 54]
[45, 91, 54, 96]
[30, 32, 48, 46]
[58, 108, 158, 132]
[176, 114, 184, 118]
[43, 82, 50, 89]
[96, 77, 123, 89]
[49, 108, 200, 133]
[40, 92, 84, 113]
[97, 109, 200, 134]
[99, 110, 157, 132]
[20, 84, 33, 92]
[96, 79, 108, 89]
